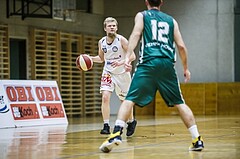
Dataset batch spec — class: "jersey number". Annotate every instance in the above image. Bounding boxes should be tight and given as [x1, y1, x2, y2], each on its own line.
[151, 20, 169, 43]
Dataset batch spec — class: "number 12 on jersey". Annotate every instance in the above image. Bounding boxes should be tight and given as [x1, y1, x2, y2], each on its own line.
[151, 20, 169, 43]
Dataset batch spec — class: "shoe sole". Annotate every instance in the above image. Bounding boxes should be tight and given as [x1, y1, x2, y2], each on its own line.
[100, 132, 110, 135]
[189, 146, 204, 151]
[99, 139, 122, 153]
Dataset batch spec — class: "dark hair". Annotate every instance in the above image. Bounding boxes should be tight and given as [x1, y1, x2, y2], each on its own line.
[147, 0, 161, 7]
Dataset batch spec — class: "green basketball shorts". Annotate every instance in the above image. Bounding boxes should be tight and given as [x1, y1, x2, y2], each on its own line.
[125, 58, 185, 107]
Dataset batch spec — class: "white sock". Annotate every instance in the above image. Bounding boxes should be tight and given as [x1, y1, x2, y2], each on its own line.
[115, 119, 125, 128]
[103, 120, 109, 125]
[188, 125, 200, 139]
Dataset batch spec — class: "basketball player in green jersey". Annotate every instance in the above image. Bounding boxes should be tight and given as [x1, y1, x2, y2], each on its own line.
[99, 0, 204, 152]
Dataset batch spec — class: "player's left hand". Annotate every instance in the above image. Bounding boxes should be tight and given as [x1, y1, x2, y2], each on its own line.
[124, 58, 132, 72]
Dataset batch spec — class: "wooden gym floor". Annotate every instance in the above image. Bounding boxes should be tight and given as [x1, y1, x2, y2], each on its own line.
[0, 115, 239, 159]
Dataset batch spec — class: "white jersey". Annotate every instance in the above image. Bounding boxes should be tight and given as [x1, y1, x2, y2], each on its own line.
[100, 34, 126, 74]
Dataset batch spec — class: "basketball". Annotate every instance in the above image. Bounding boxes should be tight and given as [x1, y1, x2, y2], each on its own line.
[76, 54, 93, 71]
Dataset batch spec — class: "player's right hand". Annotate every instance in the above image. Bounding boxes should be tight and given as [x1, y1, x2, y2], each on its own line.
[184, 69, 191, 83]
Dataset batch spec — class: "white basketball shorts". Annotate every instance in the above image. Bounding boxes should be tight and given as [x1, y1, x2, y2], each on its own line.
[100, 70, 131, 100]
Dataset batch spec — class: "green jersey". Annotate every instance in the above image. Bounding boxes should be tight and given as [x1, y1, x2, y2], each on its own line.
[126, 9, 184, 107]
[139, 9, 176, 64]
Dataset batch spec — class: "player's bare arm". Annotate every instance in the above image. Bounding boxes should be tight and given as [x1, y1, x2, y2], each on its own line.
[125, 12, 144, 71]
[173, 19, 191, 82]
[121, 36, 136, 62]
[91, 40, 105, 63]
[127, 12, 143, 60]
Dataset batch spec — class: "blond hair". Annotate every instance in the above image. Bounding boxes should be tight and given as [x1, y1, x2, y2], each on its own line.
[103, 17, 118, 28]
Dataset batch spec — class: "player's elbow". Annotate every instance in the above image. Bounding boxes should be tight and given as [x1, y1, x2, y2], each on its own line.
[177, 45, 187, 54]
[134, 32, 142, 38]
[96, 59, 104, 63]
[131, 53, 136, 61]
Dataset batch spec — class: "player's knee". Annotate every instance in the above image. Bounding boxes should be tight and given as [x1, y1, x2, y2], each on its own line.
[102, 94, 110, 103]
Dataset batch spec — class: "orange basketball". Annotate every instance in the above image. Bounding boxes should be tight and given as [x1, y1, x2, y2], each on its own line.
[76, 54, 93, 71]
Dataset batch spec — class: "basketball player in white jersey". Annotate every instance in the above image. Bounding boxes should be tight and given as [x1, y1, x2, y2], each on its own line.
[91, 17, 137, 136]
